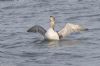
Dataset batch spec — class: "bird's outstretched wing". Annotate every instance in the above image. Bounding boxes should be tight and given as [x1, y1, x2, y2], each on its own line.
[58, 23, 87, 39]
[27, 25, 46, 36]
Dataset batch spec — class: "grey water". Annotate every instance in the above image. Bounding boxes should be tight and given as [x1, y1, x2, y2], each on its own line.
[0, 0, 100, 66]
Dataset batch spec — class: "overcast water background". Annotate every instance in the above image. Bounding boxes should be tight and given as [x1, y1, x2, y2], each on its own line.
[0, 0, 100, 66]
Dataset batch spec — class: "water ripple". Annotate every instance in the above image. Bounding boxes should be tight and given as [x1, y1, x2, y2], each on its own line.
[0, 0, 13, 1]
[0, 0, 100, 66]
[67, 13, 100, 20]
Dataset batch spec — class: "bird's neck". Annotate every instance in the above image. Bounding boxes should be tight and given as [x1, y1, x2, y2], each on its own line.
[49, 16, 56, 30]
[50, 20, 55, 30]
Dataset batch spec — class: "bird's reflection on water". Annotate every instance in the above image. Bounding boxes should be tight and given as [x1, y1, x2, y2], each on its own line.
[48, 39, 80, 48]
[32, 38, 80, 48]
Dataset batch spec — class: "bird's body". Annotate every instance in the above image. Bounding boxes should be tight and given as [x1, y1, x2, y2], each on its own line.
[45, 28, 59, 40]
[27, 16, 87, 40]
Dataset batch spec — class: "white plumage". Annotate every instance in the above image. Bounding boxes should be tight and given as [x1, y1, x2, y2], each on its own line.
[45, 28, 59, 40]
[58, 23, 84, 38]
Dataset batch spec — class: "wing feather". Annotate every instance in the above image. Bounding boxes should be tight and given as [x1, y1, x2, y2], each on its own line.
[58, 23, 86, 38]
[27, 25, 46, 36]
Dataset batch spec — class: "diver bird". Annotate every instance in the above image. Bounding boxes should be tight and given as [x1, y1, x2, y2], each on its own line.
[27, 16, 87, 40]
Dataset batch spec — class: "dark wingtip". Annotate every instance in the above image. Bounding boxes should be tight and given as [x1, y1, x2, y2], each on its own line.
[27, 28, 35, 32]
[84, 28, 89, 31]
[27, 29, 31, 32]
[27, 26, 37, 32]
[27, 29, 36, 32]
[80, 28, 89, 31]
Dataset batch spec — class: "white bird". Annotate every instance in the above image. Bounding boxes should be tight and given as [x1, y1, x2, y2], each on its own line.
[27, 16, 87, 40]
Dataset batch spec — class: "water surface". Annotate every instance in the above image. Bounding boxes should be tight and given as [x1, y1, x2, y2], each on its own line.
[0, 0, 100, 66]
